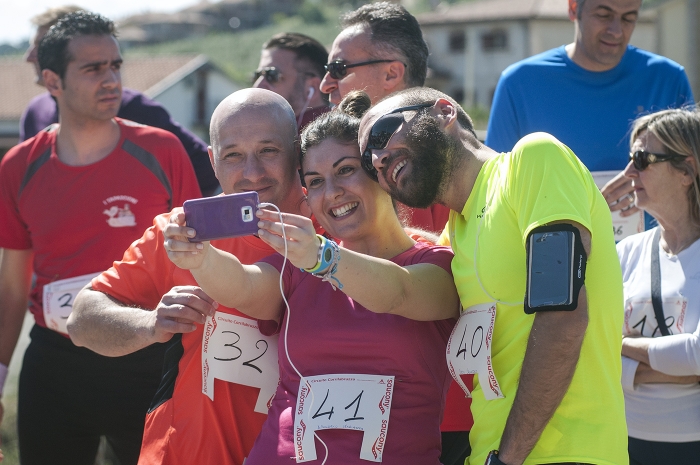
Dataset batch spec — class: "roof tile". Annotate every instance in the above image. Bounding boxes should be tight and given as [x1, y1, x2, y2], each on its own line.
[0, 54, 200, 120]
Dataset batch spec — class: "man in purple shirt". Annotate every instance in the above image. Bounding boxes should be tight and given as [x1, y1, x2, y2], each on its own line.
[21, 6, 219, 196]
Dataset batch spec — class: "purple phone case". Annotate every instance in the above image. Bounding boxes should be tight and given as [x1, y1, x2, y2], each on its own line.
[183, 192, 260, 242]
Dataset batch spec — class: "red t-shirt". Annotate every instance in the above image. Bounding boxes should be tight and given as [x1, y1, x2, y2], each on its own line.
[0, 118, 201, 329]
[401, 203, 452, 235]
[91, 212, 304, 465]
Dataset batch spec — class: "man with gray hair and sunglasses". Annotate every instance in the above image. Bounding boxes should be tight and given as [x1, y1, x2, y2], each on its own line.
[318, 3, 467, 464]
[320, 2, 451, 236]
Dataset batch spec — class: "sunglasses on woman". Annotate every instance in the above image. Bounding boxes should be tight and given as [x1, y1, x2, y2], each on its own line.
[361, 103, 434, 180]
[252, 67, 282, 85]
[324, 59, 398, 80]
[629, 150, 688, 171]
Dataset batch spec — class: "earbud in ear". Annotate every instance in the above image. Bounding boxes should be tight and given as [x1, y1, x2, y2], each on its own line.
[307, 87, 314, 99]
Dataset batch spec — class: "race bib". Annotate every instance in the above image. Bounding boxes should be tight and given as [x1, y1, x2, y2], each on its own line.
[202, 312, 279, 413]
[592, 170, 645, 242]
[624, 296, 688, 337]
[446, 302, 503, 400]
[293, 374, 394, 463]
[42, 273, 100, 335]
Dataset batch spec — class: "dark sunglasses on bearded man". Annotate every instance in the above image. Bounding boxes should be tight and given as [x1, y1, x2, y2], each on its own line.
[361, 103, 434, 180]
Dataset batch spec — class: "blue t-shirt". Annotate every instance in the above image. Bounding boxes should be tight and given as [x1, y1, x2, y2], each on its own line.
[486, 45, 694, 172]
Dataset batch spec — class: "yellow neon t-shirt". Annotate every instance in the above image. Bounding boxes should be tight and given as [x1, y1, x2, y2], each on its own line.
[446, 133, 627, 465]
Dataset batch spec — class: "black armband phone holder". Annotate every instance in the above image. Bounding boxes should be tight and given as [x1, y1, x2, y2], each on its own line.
[524, 223, 587, 314]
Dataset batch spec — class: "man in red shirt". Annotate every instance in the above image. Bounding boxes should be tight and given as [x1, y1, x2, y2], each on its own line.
[319, 2, 450, 236]
[319, 4, 469, 461]
[68, 88, 311, 464]
[0, 11, 200, 465]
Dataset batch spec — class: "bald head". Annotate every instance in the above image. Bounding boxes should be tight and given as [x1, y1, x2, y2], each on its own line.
[207, 88, 303, 212]
[210, 88, 296, 152]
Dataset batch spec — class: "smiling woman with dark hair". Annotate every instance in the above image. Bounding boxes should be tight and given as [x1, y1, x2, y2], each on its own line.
[617, 108, 700, 465]
[163, 91, 460, 464]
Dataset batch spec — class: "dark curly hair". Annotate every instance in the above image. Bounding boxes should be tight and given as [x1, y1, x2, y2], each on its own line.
[38, 11, 116, 80]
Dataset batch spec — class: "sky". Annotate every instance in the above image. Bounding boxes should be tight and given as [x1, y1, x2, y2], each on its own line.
[1, 0, 201, 45]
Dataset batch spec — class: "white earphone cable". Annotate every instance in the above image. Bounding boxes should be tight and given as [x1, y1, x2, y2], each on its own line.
[258, 202, 328, 464]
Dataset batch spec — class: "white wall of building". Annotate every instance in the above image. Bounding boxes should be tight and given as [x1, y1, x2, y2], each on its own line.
[154, 69, 238, 141]
[423, 16, 659, 111]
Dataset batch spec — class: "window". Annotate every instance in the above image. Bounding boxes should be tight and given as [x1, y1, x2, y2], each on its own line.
[449, 30, 466, 53]
[481, 30, 508, 52]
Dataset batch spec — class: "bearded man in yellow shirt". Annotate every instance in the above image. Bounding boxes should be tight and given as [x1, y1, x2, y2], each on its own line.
[359, 87, 627, 465]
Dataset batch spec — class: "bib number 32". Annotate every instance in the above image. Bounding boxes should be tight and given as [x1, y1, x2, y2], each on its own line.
[293, 374, 394, 463]
[202, 312, 279, 413]
[446, 302, 504, 400]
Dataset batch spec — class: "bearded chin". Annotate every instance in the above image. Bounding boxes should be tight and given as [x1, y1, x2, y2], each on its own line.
[392, 171, 441, 209]
[390, 115, 452, 208]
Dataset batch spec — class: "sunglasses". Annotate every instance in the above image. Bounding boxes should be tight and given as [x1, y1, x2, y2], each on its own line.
[361, 103, 434, 180]
[629, 150, 688, 171]
[324, 59, 397, 80]
[252, 67, 282, 85]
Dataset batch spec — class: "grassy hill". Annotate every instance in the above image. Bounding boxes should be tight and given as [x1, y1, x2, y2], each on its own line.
[125, 6, 344, 86]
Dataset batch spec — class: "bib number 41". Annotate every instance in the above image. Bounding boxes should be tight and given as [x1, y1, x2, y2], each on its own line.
[293, 374, 394, 463]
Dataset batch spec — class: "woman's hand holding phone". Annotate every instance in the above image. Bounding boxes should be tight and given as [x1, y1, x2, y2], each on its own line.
[256, 209, 320, 270]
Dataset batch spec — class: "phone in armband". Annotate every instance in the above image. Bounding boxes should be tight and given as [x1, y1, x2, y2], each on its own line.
[524, 224, 587, 314]
[183, 192, 259, 242]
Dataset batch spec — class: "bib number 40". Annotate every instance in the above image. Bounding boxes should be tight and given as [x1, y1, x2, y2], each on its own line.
[446, 302, 504, 400]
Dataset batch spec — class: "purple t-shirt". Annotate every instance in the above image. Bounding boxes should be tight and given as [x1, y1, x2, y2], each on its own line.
[250, 242, 456, 465]
[20, 88, 219, 196]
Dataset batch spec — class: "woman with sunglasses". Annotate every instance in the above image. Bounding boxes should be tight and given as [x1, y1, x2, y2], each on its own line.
[617, 108, 700, 465]
[163, 91, 460, 464]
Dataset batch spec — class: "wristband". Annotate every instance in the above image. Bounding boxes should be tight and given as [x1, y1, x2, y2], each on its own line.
[485, 450, 508, 465]
[303, 234, 334, 275]
[303, 236, 343, 291]
[314, 238, 343, 290]
[0, 363, 8, 397]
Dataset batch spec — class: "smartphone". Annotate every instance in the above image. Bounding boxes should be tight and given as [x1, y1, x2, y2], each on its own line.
[525, 229, 574, 312]
[183, 192, 259, 242]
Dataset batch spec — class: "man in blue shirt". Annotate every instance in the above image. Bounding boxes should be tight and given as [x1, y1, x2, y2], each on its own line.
[486, 0, 693, 230]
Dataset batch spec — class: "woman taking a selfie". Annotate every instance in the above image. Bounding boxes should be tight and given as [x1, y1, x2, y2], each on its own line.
[163, 92, 460, 464]
[617, 108, 700, 465]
